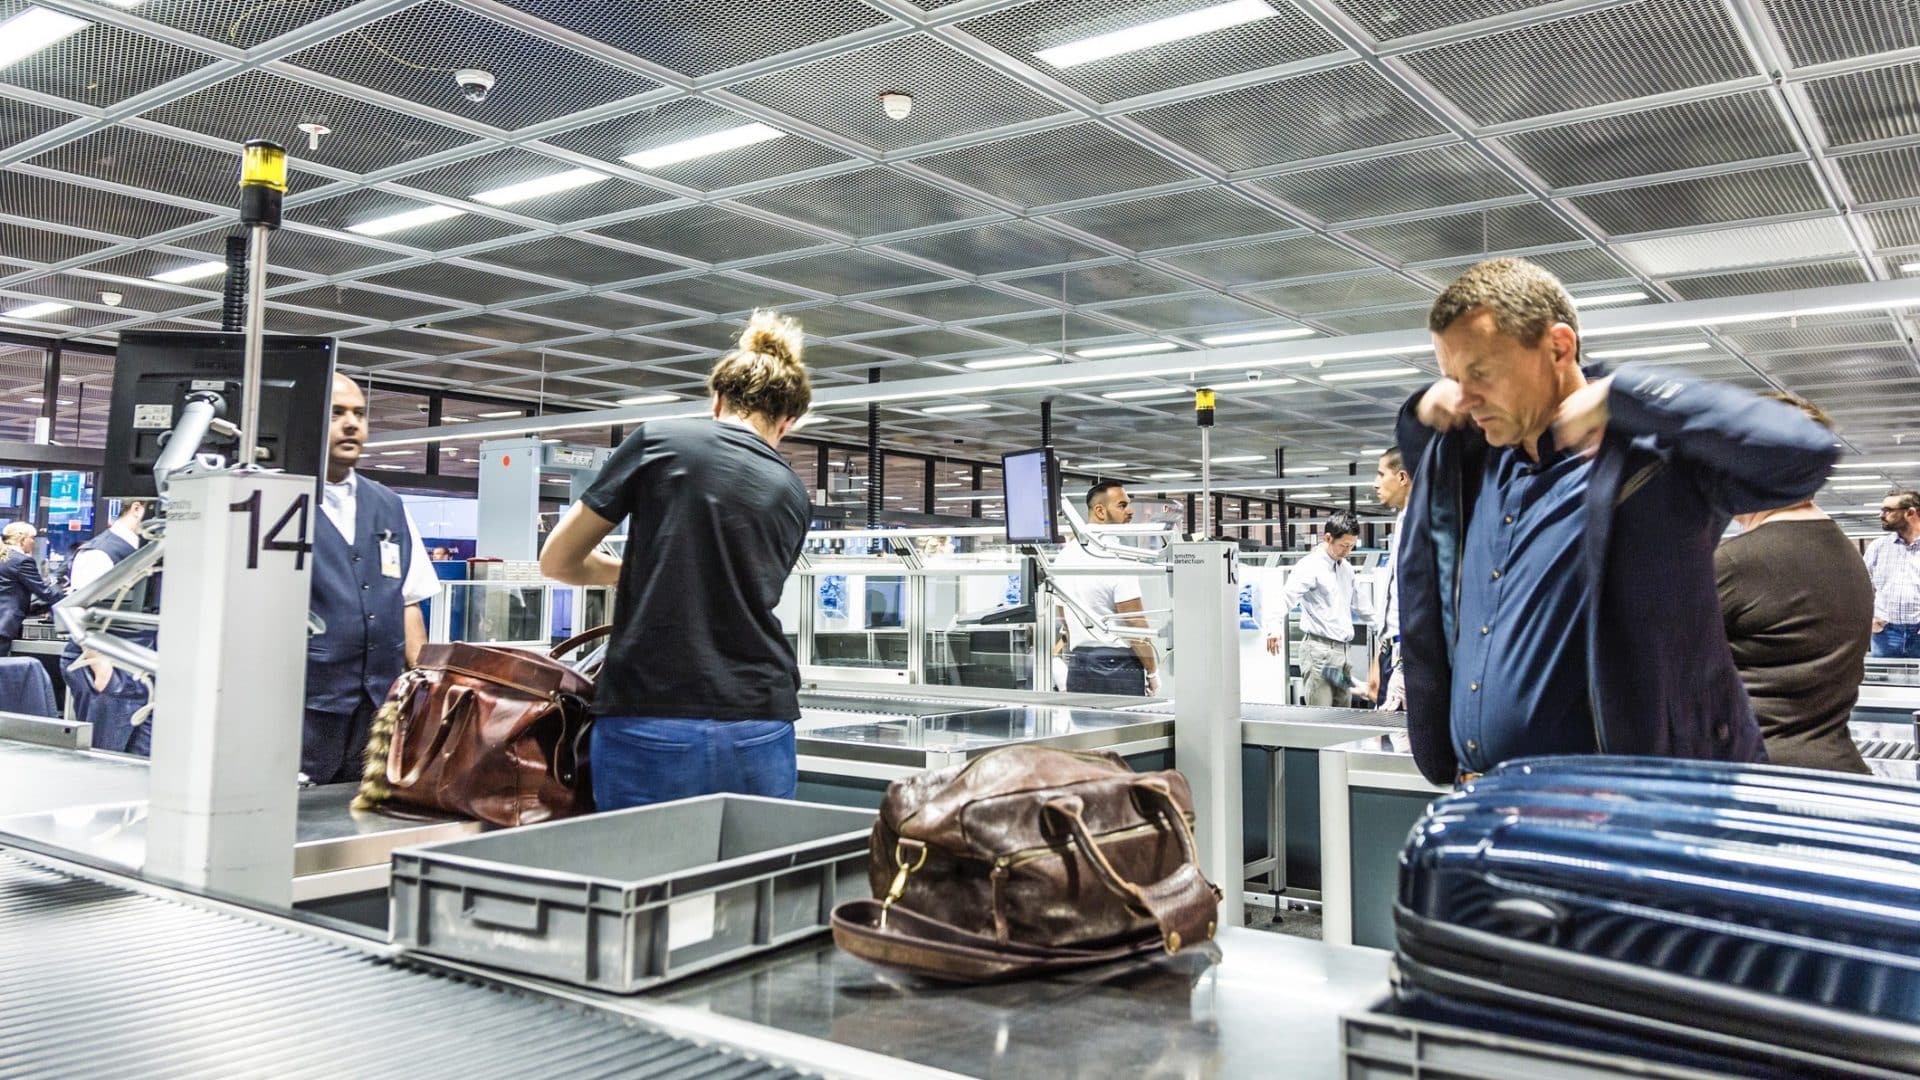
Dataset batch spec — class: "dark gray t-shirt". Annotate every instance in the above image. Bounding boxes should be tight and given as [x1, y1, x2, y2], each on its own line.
[581, 418, 809, 721]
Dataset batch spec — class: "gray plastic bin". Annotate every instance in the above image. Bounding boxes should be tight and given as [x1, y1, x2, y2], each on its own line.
[390, 795, 875, 993]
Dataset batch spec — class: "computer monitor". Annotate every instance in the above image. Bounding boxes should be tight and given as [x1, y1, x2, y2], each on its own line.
[102, 331, 337, 498]
[1001, 446, 1061, 544]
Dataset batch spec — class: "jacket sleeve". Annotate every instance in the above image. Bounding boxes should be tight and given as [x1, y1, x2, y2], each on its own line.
[19, 558, 60, 608]
[1608, 364, 1839, 515]
[1396, 388, 1436, 475]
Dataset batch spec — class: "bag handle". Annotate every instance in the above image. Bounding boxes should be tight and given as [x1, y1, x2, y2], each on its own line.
[830, 898, 1164, 982]
[549, 624, 612, 661]
[389, 683, 473, 788]
[1043, 780, 1220, 954]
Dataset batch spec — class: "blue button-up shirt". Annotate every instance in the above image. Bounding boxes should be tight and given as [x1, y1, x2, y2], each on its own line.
[1450, 433, 1597, 772]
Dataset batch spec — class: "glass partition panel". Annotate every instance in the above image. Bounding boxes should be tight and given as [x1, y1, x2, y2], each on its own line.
[924, 569, 1033, 690]
[438, 580, 547, 645]
[810, 571, 910, 669]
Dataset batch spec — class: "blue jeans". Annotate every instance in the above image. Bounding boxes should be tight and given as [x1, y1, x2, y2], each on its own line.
[591, 716, 796, 811]
[1872, 622, 1920, 659]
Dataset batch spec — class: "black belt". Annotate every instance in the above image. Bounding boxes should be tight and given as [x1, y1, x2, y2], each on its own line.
[1303, 632, 1351, 648]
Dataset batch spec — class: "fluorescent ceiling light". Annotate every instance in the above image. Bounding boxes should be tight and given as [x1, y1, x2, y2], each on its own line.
[150, 261, 227, 285]
[3, 302, 70, 320]
[443, 416, 470, 423]
[1077, 342, 1179, 358]
[623, 123, 784, 169]
[1102, 387, 1190, 401]
[1285, 466, 1329, 474]
[473, 168, 608, 206]
[347, 204, 465, 236]
[1587, 341, 1712, 359]
[1359, 447, 1389, 455]
[1903, 262, 1920, 273]
[1073, 461, 1128, 469]
[1831, 482, 1896, 490]
[1035, 0, 1277, 68]
[1320, 365, 1422, 382]
[965, 354, 1054, 370]
[0, 8, 88, 70]
[922, 402, 993, 414]
[377, 450, 413, 457]
[478, 409, 524, 419]
[1574, 291, 1647, 308]
[934, 482, 963, 488]
[1201, 327, 1314, 346]
[1149, 471, 1195, 480]
[936, 492, 1003, 502]
[372, 463, 404, 471]
[21, 397, 70, 405]
[1835, 460, 1920, 469]
[1289, 492, 1333, 499]
[617, 392, 678, 406]
[1202, 454, 1265, 464]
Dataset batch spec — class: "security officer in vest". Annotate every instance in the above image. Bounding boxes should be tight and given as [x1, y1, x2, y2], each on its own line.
[64, 499, 157, 754]
[304, 373, 437, 784]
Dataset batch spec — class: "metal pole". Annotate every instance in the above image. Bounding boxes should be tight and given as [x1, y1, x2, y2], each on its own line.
[238, 222, 271, 467]
[1199, 426, 1212, 539]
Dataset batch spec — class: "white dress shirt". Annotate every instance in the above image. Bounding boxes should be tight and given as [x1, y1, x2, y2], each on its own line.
[69, 522, 142, 592]
[1379, 511, 1404, 640]
[1269, 545, 1365, 644]
[1052, 540, 1145, 650]
[323, 470, 440, 606]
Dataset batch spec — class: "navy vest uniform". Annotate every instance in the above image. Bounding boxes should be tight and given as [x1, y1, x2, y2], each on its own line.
[303, 474, 413, 782]
[62, 528, 156, 756]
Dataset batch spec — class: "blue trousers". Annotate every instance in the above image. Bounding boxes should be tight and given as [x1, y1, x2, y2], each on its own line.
[590, 716, 796, 812]
[65, 665, 151, 757]
[1872, 623, 1920, 659]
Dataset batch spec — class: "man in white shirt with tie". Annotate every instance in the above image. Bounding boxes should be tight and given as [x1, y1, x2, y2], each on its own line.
[302, 373, 437, 784]
[1265, 511, 1366, 707]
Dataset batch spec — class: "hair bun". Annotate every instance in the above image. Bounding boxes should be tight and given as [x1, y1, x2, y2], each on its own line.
[738, 309, 804, 365]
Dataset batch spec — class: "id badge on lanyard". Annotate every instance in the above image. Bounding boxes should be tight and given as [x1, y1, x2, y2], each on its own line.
[379, 532, 402, 579]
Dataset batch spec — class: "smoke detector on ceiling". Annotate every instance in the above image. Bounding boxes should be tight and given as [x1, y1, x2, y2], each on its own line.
[99, 291, 123, 307]
[879, 92, 913, 120]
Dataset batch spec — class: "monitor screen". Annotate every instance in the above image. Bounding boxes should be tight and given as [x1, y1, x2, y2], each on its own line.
[1001, 447, 1061, 544]
[102, 331, 336, 498]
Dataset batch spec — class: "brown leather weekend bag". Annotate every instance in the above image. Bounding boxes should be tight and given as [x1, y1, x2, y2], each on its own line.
[351, 627, 606, 828]
[831, 744, 1221, 981]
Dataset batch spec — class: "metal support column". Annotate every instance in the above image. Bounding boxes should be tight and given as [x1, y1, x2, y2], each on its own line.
[477, 436, 542, 560]
[866, 369, 881, 530]
[1170, 540, 1244, 927]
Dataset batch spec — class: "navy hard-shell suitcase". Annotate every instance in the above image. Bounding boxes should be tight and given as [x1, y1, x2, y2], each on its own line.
[1395, 756, 1920, 1078]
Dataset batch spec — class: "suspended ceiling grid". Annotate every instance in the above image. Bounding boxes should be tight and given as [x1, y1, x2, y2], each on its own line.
[0, 0, 1918, 513]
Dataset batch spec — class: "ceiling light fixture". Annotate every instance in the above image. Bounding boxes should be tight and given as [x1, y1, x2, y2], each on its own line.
[1284, 466, 1329, 474]
[3, 302, 71, 321]
[377, 450, 413, 457]
[1831, 482, 1895, 490]
[1035, 0, 1277, 67]
[623, 123, 784, 169]
[1149, 471, 1196, 480]
[1101, 387, 1190, 401]
[1073, 461, 1128, 470]
[477, 409, 524, 419]
[346, 204, 466, 236]
[1202, 454, 1265, 464]
[922, 402, 993, 414]
[1902, 262, 1920, 273]
[1288, 491, 1334, 499]
[473, 168, 608, 206]
[0, 8, 88, 70]
[1573, 291, 1648, 308]
[1834, 460, 1920, 469]
[150, 261, 227, 285]
[1587, 342, 1712, 359]
[1201, 327, 1314, 346]
[1077, 342, 1179, 358]
[1320, 365, 1422, 382]
[965, 354, 1055, 370]
[616, 392, 678, 406]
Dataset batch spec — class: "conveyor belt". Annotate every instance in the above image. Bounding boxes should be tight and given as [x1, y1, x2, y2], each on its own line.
[0, 851, 805, 1080]
[1857, 738, 1919, 761]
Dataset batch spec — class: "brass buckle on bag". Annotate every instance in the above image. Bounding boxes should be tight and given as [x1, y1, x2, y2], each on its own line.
[879, 840, 928, 931]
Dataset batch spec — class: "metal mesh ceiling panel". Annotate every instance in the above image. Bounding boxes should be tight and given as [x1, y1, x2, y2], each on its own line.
[394, 150, 677, 225]
[958, 0, 1340, 103]
[734, 167, 999, 235]
[1163, 233, 1378, 285]
[1243, 272, 1437, 314]
[478, 236, 682, 285]
[1569, 164, 1830, 236]
[1726, 319, 1904, 354]
[966, 311, 1132, 344]
[1805, 60, 1920, 147]
[274, 283, 461, 323]
[1665, 258, 1870, 300]
[885, 221, 1112, 275]
[1046, 187, 1296, 252]
[12, 272, 210, 316]
[1327, 0, 1544, 41]
[1345, 202, 1581, 263]
[288, 190, 531, 250]
[285, 3, 659, 130]
[0, 96, 74, 149]
[1128, 64, 1447, 171]
[1422, 245, 1637, 285]
[497, 0, 891, 79]
[358, 262, 555, 305]
[0, 169, 216, 239]
[173, 225, 398, 276]
[621, 273, 808, 314]
[1616, 216, 1854, 276]
[0, 4, 208, 106]
[1316, 307, 1427, 335]
[1835, 143, 1920, 205]
[1097, 292, 1275, 330]
[427, 311, 573, 344]
[30, 127, 330, 208]
[782, 305, 915, 337]
[346, 327, 491, 356]
[1399, 0, 1751, 126]
[507, 295, 677, 329]
[134, 0, 363, 49]
[1255, 143, 1525, 224]
[854, 326, 1003, 357]
[1496, 92, 1796, 188]
[0, 221, 110, 265]
[264, 305, 366, 335]
[1861, 206, 1920, 251]
[727, 37, 1067, 152]
[865, 285, 1050, 322]
[910, 123, 1196, 207]
[1765, 0, 1920, 68]
[1004, 263, 1196, 302]
[588, 206, 824, 265]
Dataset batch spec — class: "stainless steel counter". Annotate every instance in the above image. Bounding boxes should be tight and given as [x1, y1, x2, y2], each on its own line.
[798, 705, 1172, 776]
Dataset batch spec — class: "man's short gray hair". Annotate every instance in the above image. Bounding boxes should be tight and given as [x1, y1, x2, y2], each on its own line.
[1428, 257, 1579, 348]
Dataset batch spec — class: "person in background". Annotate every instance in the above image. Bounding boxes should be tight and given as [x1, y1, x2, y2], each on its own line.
[540, 311, 813, 810]
[1397, 257, 1836, 786]
[429, 546, 452, 562]
[63, 499, 155, 755]
[1054, 481, 1161, 696]
[1866, 490, 1920, 659]
[1716, 395, 1872, 773]
[303, 373, 438, 784]
[1266, 511, 1365, 707]
[1366, 450, 1412, 711]
[0, 521, 59, 659]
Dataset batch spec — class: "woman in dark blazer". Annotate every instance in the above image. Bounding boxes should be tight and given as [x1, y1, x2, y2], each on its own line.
[0, 523, 61, 658]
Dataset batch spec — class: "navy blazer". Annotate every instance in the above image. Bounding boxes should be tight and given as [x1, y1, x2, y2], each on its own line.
[1395, 364, 1838, 785]
[0, 551, 61, 641]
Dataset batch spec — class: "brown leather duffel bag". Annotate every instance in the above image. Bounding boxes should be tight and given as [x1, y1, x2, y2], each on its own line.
[351, 627, 607, 828]
[831, 744, 1221, 981]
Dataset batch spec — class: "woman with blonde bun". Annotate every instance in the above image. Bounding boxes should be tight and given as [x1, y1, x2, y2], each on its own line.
[541, 310, 814, 809]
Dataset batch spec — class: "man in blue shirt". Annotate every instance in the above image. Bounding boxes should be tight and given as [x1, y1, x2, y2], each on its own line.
[1396, 257, 1837, 784]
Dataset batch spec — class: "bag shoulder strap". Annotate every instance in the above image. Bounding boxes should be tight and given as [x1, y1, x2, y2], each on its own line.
[830, 899, 1160, 982]
[549, 624, 612, 660]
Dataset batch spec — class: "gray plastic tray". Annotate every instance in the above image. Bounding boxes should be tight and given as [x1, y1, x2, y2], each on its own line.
[390, 795, 875, 993]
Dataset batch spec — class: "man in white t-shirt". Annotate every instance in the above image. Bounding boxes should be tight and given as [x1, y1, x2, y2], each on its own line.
[1054, 481, 1159, 696]
[1367, 449, 1412, 710]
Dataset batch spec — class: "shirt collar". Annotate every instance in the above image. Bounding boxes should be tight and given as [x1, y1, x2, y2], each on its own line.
[109, 522, 141, 548]
[327, 469, 358, 495]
